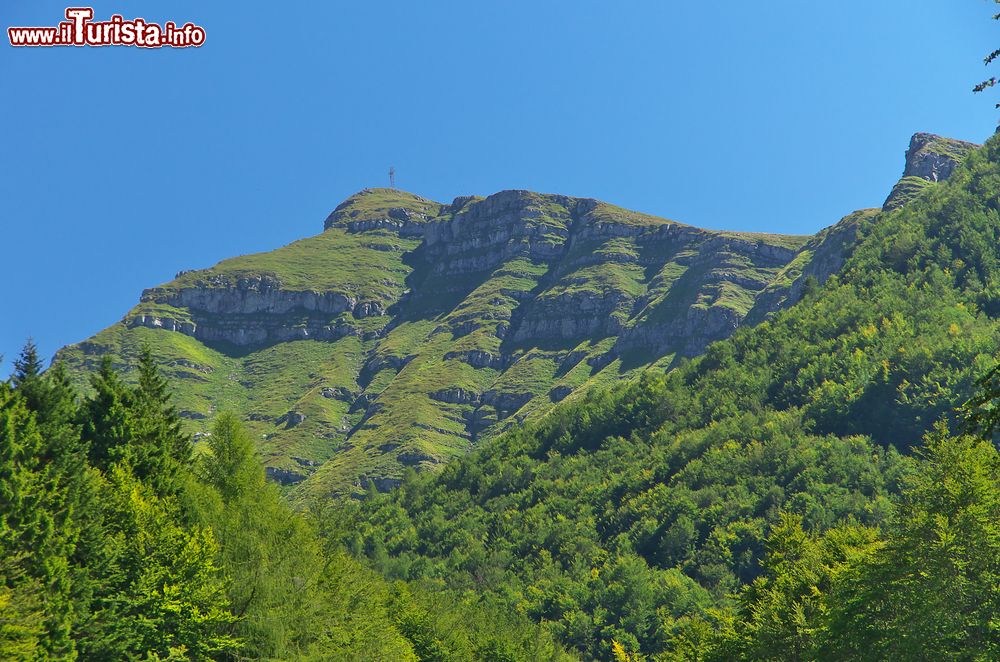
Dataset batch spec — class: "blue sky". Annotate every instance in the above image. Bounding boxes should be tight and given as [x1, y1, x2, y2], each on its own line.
[1, 0, 998, 375]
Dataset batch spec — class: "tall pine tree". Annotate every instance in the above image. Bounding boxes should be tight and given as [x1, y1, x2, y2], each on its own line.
[81, 355, 132, 473]
[130, 346, 191, 495]
[81, 348, 190, 496]
[0, 379, 78, 658]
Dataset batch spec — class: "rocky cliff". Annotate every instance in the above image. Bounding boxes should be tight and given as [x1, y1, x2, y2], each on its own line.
[883, 133, 979, 210]
[56, 133, 977, 497]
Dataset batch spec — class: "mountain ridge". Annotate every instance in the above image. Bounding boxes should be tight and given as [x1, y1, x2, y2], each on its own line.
[343, 130, 1000, 660]
[55, 132, 979, 496]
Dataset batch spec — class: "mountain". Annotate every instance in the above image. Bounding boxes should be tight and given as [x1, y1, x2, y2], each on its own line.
[56, 132, 977, 497]
[33, 129, 993, 661]
[343, 132, 1000, 660]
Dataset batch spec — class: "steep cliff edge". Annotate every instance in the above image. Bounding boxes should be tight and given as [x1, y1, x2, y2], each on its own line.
[56, 132, 977, 497]
[746, 133, 981, 324]
[883, 133, 979, 210]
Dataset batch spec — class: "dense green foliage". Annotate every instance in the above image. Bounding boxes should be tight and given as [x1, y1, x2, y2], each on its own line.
[339, 135, 1000, 659]
[0, 343, 567, 660]
[698, 427, 1000, 661]
[13, 134, 1000, 659]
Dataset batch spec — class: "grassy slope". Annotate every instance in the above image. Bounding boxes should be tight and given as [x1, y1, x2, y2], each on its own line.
[55, 186, 867, 497]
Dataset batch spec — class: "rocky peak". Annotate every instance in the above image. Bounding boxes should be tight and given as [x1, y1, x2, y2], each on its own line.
[448, 195, 482, 211]
[323, 188, 443, 231]
[883, 133, 980, 210]
[902, 133, 979, 181]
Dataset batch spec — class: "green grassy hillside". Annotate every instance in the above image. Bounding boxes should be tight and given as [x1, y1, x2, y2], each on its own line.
[57, 134, 977, 498]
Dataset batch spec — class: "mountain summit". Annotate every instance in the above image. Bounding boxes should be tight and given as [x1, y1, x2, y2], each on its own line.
[883, 133, 979, 210]
[57, 133, 977, 496]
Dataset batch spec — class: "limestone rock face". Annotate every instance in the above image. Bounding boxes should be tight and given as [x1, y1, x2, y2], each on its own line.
[131, 275, 366, 346]
[883, 133, 980, 210]
[58, 133, 981, 497]
[903, 133, 978, 181]
[265, 466, 306, 486]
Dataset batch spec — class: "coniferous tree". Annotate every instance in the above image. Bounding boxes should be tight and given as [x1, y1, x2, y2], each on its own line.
[129, 346, 190, 495]
[975, 0, 1000, 107]
[0, 554, 44, 661]
[0, 381, 78, 658]
[1, 344, 530, 660]
[81, 350, 189, 495]
[200, 411, 264, 503]
[7, 342, 102, 657]
[79, 465, 240, 660]
[10, 339, 42, 390]
[28, 362, 84, 461]
[11, 344, 87, 487]
[962, 361, 1000, 440]
[197, 412, 322, 656]
[81, 355, 132, 472]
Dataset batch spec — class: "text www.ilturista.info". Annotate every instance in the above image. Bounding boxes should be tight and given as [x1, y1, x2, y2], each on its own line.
[8, 8, 205, 48]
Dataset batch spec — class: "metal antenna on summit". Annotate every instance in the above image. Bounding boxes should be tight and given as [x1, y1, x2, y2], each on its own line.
[389, 166, 396, 190]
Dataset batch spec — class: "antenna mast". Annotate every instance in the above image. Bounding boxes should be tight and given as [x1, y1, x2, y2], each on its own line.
[389, 166, 396, 190]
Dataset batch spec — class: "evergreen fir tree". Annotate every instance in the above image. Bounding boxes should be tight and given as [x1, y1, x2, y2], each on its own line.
[10, 339, 42, 390]
[81, 355, 132, 473]
[130, 346, 191, 494]
[0, 382, 78, 658]
[0, 554, 44, 661]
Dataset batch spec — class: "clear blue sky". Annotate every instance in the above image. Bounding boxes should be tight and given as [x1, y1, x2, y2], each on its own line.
[2, 0, 998, 375]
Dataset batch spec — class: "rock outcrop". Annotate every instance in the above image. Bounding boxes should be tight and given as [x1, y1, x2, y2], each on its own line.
[57, 132, 981, 497]
[883, 133, 980, 210]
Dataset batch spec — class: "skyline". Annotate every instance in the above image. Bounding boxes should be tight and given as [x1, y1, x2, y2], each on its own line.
[2, 0, 998, 374]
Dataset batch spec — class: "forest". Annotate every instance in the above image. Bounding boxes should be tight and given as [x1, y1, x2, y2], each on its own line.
[0, 346, 568, 660]
[9, 2, 1000, 661]
[337, 134, 1000, 660]
[8, 135, 1000, 660]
